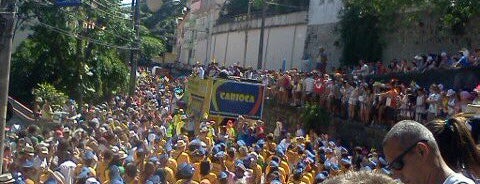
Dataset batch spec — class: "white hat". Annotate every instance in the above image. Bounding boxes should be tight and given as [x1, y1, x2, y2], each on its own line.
[438, 84, 444, 91]
[118, 151, 128, 159]
[0, 173, 15, 183]
[446, 89, 456, 97]
[111, 146, 120, 153]
[85, 177, 100, 184]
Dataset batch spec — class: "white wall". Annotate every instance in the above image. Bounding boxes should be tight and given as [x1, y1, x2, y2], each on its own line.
[308, 0, 343, 25]
[225, 31, 245, 67]
[194, 39, 207, 63]
[245, 29, 260, 68]
[185, 11, 308, 70]
[212, 33, 227, 63]
[208, 24, 307, 70]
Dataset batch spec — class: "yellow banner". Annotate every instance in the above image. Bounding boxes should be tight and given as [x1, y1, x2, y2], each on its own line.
[187, 77, 211, 98]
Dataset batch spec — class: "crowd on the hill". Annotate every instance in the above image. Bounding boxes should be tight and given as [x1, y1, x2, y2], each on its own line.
[348, 48, 479, 76]
[190, 49, 480, 127]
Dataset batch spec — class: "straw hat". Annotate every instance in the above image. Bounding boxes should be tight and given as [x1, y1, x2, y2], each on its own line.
[0, 173, 14, 183]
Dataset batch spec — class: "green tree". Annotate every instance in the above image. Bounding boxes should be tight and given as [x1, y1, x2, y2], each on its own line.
[32, 83, 69, 112]
[142, 35, 166, 61]
[337, 0, 480, 66]
[142, 0, 187, 54]
[10, 0, 138, 105]
[338, 1, 383, 66]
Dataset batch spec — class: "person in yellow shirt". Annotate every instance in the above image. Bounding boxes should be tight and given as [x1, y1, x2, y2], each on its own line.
[314, 172, 328, 183]
[175, 163, 199, 184]
[124, 163, 139, 184]
[134, 148, 146, 171]
[176, 114, 188, 136]
[75, 151, 98, 177]
[210, 152, 226, 174]
[139, 162, 156, 183]
[286, 145, 299, 168]
[266, 171, 284, 184]
[265, 161, 286, 183]
[76, 166, 97, 183]
[200, 179, 212, 184]
[206, 121, 216, 139]
[198, 161, 217, 184]
[171, 140, 190, 165]
[156, 153, 175, 184]
[191, 149, 207, 182]
[266, 154, 290, 180]
[167, 157, 178, 174]
[288, 168, 308, 184]
[244, 154, 262, 184]
[225, 148, 236, 172]
[198, 128, 213, 150]
[302, 171, 313, 184]
[226, 120, 236, 139]
[279, 159, 290, 181]
[97, 150, 113, 183]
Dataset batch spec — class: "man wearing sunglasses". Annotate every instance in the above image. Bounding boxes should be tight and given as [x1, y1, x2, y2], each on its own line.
[383, 120, 474, 184]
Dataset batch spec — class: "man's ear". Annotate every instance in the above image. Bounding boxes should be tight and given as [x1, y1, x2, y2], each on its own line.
[417, 142, 430, 158]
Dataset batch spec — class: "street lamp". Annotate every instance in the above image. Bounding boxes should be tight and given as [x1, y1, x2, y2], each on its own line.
[129, 0, 185, 96]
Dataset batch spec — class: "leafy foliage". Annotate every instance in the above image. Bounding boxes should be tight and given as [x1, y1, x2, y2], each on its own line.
[337, 0, 480, 65]
[142, 35, 167, 60]
[142, 0, 187, 53]
[32, 83, 69, 111]
[300, 104, 331, 133]
[10, 0, 138, 105]
[338, 2, 383, 66]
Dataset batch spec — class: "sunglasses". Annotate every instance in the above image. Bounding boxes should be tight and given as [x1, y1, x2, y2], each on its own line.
[387, 140, 428, 170]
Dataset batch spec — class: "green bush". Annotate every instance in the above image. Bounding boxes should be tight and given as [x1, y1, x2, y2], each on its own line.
[301, 104, 331, 133]
[32, 83, 68, 111]
[338, 2, 383, 66]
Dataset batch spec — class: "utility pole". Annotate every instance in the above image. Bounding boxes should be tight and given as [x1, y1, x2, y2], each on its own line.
[0, 0, 17, 173]
[129, 0, 141, 96]
[242, 0, 251, 67]
[204, 27, 209, 64]
[257, 0, 266, 69]
[204, 8, 212, 65]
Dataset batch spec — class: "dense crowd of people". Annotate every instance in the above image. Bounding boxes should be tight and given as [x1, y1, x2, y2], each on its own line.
[348, 49, 480, 76]
[190, 49, 480, 127]
[3, 52, 480, 184]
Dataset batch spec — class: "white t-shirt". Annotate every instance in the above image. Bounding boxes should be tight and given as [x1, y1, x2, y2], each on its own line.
[361, 64, 369, 76]
[59, 160, 77, 184]
[428, 93, 441, 114]
[443, 173, 475, 184]
[295, 128, 305, 137]
[198, 67, 205, 79]
[303, 77, 315, 93]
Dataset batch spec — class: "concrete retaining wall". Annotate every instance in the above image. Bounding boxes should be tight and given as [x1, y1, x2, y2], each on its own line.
[188, 11, 308, 70]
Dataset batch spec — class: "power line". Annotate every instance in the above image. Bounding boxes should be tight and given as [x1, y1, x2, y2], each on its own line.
[83, 1, 132, 21]
[28, 0, 132, 21]
[27, 0, 134, 43]
[37, 21, 138, 50]
[90, 0, 133, 14]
